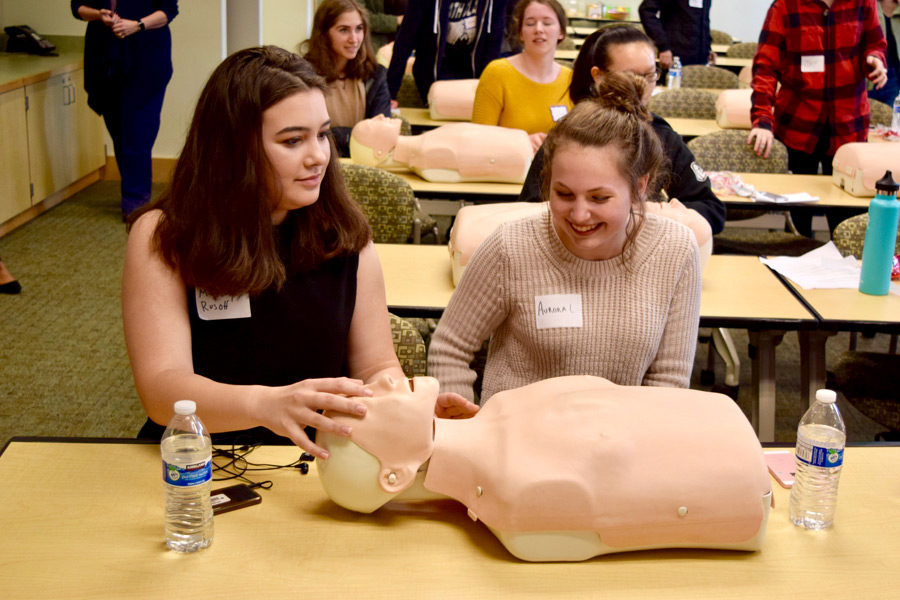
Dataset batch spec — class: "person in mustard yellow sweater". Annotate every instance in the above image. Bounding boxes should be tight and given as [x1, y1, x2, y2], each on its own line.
[471, 0, 572, 152]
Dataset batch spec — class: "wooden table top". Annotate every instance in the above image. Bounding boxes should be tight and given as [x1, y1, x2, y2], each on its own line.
[1, 439, 897, 599]
[720, 173, 872, 210]
[779, 278, 900, 331]
[376, 245, 816, 328]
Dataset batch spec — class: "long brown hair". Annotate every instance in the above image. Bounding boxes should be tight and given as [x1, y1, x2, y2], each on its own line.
[131, 46, 371, 298]
[303, 0, 377, 82]
[542, 71, 666, 261]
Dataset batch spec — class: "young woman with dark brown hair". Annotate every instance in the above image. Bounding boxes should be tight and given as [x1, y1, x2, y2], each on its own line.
[123, 46, 475, 455]
[304, 0, 391, 156]
[428, 72, 702, 404]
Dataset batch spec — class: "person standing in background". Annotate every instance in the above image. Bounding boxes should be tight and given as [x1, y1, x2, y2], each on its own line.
[638, 0, 714, 69]
[71, 1, 178, 220]
[386, 0, 510, 105]
[747, 0, 886, 236]
[871, 0, 900, 105]
[362, 0, 406, 49]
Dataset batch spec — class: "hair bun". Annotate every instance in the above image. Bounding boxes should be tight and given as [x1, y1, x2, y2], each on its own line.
[594, 71, 651, 121]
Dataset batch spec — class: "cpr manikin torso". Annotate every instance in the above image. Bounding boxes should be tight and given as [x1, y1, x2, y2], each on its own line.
[349, 115, 534, 183]
[317, 375, 772, 562]
[427, 79, 479, 121]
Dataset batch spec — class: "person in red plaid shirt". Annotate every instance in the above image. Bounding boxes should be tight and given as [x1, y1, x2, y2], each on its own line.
[747, 0, 888, 235]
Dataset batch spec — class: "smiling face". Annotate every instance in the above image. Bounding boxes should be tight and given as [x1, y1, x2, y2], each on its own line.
[591, 42, 658, 106]
[261, 89, 331, 224]
[519, 1, 563, 55]
[328, 10, 365, 72]
[549, 142, 646, 261]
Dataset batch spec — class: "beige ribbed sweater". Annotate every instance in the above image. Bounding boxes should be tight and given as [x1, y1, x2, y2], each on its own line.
[428, 208, 702, 403]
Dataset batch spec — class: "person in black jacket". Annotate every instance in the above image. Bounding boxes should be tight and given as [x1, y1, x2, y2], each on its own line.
[304, 0, 391, 156]
[638, 0, 713, 69]
[518, 26, 726, 234]
[387, 0, 510, 104]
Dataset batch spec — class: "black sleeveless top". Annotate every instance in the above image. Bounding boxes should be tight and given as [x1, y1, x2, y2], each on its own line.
[138, 245, 359, 445]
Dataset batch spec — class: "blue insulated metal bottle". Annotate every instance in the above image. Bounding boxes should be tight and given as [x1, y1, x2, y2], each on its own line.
[859, 171, 900, 296]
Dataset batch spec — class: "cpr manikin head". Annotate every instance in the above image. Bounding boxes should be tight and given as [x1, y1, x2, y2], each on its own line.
[317, 374, 437, 513]
[349, 114, 402, 167]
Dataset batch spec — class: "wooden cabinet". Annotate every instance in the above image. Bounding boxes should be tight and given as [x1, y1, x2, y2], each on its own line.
[25, 68, 105, 204]
[0, 87, 32, 224]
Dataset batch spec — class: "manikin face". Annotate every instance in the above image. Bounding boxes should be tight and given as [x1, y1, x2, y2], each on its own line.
[328, 10, 365, 68]
[591, 42, 658, 106]
[519, 2, 563, 55]
[549, 142, 646, 261]
[261, 89, 331, 225]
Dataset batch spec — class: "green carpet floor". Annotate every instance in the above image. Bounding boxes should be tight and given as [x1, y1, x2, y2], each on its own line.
[0, 181, 892, 445]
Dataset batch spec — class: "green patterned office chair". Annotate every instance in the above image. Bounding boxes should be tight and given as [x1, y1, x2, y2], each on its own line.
[341, 163, 424, 243]
[393, 113, 412, 136]
[828, 352, 900, 440]
[648, 88, 719, 119]
[710, 29, 734, 45]
[726, 42, 758, 59]
[681, 65, 739, 90]
[688, 130, 822, 390]
[397, 73, 426, 108]
[389, 313, 428, 377]
[832, 213, 900, 353]
[869, 99, 893, 128]
[687, 129, 824, 256]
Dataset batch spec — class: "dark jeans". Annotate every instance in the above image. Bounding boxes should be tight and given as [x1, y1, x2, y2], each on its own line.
[103, 78, 168, 216]
[784, 128, 854, 237]
[868, 65, 900, 107]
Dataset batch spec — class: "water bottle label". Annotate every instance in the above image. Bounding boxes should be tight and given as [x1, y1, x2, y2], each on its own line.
[163, 458, 212, 487]
[795, 440, 843, 468]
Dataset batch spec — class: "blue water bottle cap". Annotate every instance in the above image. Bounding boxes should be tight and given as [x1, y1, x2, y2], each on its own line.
[875, 170, 899, 194]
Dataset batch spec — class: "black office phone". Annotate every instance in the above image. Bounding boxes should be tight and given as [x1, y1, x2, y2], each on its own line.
[5, 25, 57, 55]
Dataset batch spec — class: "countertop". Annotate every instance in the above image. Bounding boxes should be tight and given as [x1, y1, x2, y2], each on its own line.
[0, 36, 85, 94]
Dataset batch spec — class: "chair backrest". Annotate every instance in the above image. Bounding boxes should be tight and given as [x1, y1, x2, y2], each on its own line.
[726, 42, 758, 59]
[869, 99, 893, 128]
[648, 88, 719, 119]
[393, 114, 412, 136]
[397, 73, 426, 108]
[687, 129, 789, 173]
[710, 29, 734, 45]
[389, 313, 427, 377]
[341, 163, 415, 243]
[833, 213, 900, 258]
[738, 65, 752, 88]
[557, 36, 576, 50]
[681, 65, 739, 89]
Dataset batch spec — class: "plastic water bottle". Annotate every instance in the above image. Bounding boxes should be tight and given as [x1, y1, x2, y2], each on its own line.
[788, 389, 846, 530]
[161, 400, 214, 552]
[667, 56, 682, 90]
[891, 92, 900, 133]
[859, 170, 900, 296]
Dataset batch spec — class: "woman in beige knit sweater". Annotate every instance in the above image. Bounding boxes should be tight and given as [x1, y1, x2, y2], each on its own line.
[427, 72, 702, 404]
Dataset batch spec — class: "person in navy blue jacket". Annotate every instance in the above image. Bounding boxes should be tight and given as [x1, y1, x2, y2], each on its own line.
[638, 0, 712, 69]
[71, 1, 178, 219]
[386, 0, 510, 104]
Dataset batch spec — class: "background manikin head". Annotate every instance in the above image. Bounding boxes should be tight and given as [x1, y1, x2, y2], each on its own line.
[349, 114, 402, 166]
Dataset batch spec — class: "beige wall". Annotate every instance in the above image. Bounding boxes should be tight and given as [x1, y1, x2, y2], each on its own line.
[261, 0, 309, 55]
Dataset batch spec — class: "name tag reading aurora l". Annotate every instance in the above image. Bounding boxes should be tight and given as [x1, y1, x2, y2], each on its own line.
[534, 294, 583, 329]
[195, 289, 251, 321]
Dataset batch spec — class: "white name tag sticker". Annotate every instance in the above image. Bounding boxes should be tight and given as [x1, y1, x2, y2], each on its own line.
[801, 55, 825, 73]
[195, 289, 251, 321]
[689, 0, 703, 7]
[549, 105, 569, 122]
[535, 294, 583, 329]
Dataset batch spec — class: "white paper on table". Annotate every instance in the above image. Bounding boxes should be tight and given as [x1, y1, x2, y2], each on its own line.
[760, 242, 862, 289]
[753, 191, 820, 203]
